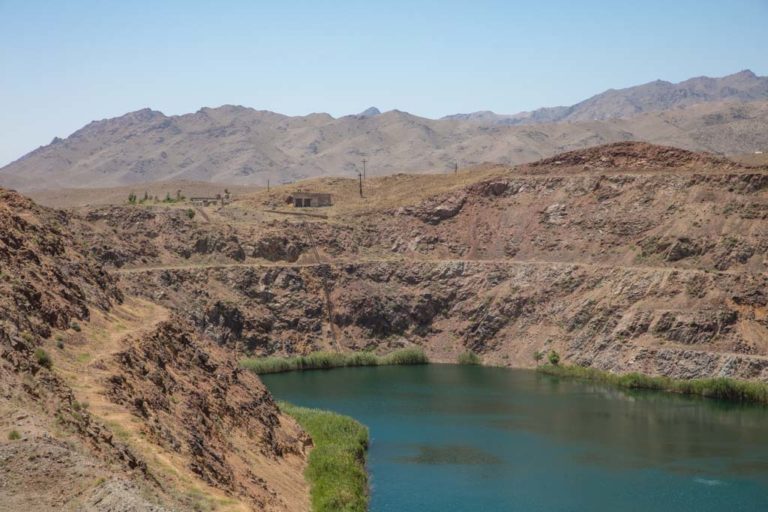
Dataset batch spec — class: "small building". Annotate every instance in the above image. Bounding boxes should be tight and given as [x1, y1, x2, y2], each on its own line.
[287, 192, 333, 207]
[191, 193, 230, 207]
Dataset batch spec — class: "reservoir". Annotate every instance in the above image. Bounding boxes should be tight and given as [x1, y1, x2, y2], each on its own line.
[261, 365, 768, 512]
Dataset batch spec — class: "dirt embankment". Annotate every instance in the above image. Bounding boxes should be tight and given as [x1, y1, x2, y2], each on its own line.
[0, 187, 310, 511]
[520, 141, 754, 172]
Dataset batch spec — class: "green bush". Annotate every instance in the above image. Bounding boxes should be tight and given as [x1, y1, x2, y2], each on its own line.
[280, 402, 368, 512]
[70, 321, 81, 332]
[241, 348, 428, 375]
[457, 351, 481, 365]
[538, 364, 768, 405]
[547, 350, 560, 366]
[380, 347, 428, 366]
[186, 208, 196, 219]
[7, 430, 21, 441]
[35, 348, 52, 369]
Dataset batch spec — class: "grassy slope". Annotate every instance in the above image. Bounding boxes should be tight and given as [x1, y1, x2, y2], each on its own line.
[241, 347, 428, 374]
[279, 403, 369, 512]
[538, 364, 768, 404]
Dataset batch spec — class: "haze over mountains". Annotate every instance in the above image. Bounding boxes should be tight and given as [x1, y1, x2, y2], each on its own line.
[2, 70, 767, 190]
[444, 69, 768, 124]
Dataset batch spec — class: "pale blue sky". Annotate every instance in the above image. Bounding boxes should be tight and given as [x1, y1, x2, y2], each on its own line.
[1, 0, 766, 166]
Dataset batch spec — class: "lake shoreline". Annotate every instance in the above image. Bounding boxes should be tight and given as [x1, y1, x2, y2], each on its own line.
[279, 402, 370, 512]
[262, 365, 768, 511]
[241, 347, 428, 374]
[537, 364, 768, 405]
[250, 350, 768, 406]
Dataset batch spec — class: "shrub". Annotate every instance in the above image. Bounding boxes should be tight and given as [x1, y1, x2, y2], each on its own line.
[280, 402, 368, 512]
[21, 332, 34, 343]
[533, 350, 544, 366]
[381, 347, 428, 366]
[344, 352, 379, 367]
[186, 208, 196, 219]
[241, 348, 428, 375]
[8, 430, 21, 441]
[457, 351, 481, 365]
[547, 350, 560, 366]
[70, 321, 81, 332]
[35, 348, 52, 369]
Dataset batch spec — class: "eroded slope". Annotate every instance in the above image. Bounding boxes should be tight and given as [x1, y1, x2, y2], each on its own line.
[0, 188, 309, 511]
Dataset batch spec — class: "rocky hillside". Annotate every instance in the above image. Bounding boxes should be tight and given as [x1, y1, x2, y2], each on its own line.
[2, 73, 768, 190]
[67, 142, 767, 383]
[4, 141, 768, 509]
[0, 187, 310, 511]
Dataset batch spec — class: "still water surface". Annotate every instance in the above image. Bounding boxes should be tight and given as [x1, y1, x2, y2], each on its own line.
[262, 365, 768, 512]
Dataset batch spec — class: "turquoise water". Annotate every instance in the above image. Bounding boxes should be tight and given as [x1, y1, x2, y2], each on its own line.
[261, 365, 768, 512]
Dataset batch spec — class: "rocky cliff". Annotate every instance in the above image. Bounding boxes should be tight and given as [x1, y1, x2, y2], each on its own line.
[0, 187, 309, 511]
[95, 142, 768, 382]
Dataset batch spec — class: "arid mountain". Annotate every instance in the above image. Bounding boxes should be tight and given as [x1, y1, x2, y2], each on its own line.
[446, 70, 768, 124]
[2, 72, 767, 190]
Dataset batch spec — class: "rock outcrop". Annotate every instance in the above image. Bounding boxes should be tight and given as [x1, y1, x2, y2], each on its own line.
[0, 188, 309, 511]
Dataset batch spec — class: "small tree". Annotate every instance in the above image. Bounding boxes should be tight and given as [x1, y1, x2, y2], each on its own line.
[127, 192, 137, 204]
[548, 350, 560, 366]
[533, 350, 544, 366]
[186, 208, 195, 219]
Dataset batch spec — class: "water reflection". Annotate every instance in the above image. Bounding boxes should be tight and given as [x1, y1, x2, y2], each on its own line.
[394, 444, 503, 465]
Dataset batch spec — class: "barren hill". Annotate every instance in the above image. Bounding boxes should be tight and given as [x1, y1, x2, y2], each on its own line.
[522, 141, 749, 172]
[0, 187, 309, 511]
[2, 73, 768, 191]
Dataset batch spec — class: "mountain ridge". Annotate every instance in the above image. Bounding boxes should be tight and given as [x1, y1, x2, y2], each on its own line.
[443, 69, 768, 124]
[2, 71, 767, 190]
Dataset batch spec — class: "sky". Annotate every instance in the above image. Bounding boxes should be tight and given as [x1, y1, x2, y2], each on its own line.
[1, 0, 767, 166]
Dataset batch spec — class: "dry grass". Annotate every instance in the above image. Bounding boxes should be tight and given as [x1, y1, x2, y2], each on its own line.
[539, 364, 768, 404]
[241, 348, 428, 375]
[50, 298, 256, 512]
[236, 165, 508, 221]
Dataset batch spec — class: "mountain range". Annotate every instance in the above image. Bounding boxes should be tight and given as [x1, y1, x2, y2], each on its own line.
[2, 70, 767, 190]
[443, 69, 768, 124]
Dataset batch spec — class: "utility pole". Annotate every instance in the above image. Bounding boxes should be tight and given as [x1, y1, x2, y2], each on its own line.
[267, 179, 270, 192]
[362, 158, 367, 180]
[454, 161, 458, 175]
[357, 171, 363, 198]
